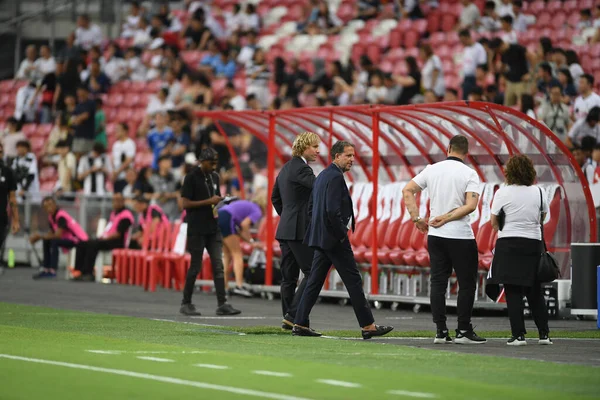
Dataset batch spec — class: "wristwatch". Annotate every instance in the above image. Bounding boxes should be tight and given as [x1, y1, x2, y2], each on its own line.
[412, 216, 422, 223]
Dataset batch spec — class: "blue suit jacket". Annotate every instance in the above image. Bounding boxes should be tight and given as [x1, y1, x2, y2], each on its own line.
[304, 164, 355, 250]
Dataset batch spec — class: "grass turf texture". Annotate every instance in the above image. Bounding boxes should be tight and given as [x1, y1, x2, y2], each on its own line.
[0, 302, 598, 400]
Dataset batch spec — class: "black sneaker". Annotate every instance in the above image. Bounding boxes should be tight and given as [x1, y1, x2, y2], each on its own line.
[507, 335, 527, 346]
[455, 327, 487, 344]
[539, 333, 553, 345]
[180, 303, 202, 316]
[433, 329, 453, 344]
[216, 303, 241, 316]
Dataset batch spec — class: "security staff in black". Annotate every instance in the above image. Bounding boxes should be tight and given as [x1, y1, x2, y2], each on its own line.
[403, 135, 486, 344]
[180, 148, 240, 316]
[271, 132, 319, 330]
[0, 143, 20, 273]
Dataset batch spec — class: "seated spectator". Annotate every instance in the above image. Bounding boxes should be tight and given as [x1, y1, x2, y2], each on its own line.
[42, 114, 72, 165]
[146, 111, 175, 170]
[240, 3, 260, 33]
[16, 45, 39, 81]
[158, 3, 183, 32]
[479, 1, 500, 33]
[400, 0, 424, 19]
[573, 74, 600, 123]
[366, 71, 387, 104]
[145, 40, 165, 81]
[74, 14, 103, 51]
[423, 89, 438, 103]
[382, 73, 401, 104]
[103, 43, 127, 83]
[182, 16, 213, 50]
[306, 1, 342, 35]
[132, 17, 152, 48]
[133, 167, 155, 200]
[2, 118, 26, 163]
[395, 56, 421, 105]
[468, 86, 484, 101]
[496, 0, 514, 18]
[219, 197, 266, 297]
[131, 195, 169, 247]
[499, 15, 518, 44]
[124, 47, 147, 81]
[246, 49, 270, 107]
[111, 122, 136, 193]
[512, 1, 535, 32]
[225, 4, 245, 35]
[519, 94, 536, 119]
[12, 140, 40, 203]
[567, 107, 600, 148]
[85, 60, 111, 95]
[578, 9, 593, 30]
[166, 112, 191, 170]
[73, 193, 134, 281]
[14, 81, 37, 123]
[458, 0, 480, 30]
[210, 49, 237, 80]
[30, 71, 57, 124]
[557, 68, 578, 100]
[149, 156, 179, 220]
[54, 140, 77, 195]
[444, 88, 459, 102]
[224, 82, 247, 111]
[121, 168, 138, 198]
[538, 84, 571, 142]
[163, 69, 182, 104]
[199, 40, 221, 70]
[237, 31, 258, 68]
[121, 1, 142, 38]
[94, 98, 107, 147]
[77, 143, 112, 196]
[147, 87, 175, 116]
[71, 86, 96, 155]
[420, 44, 445, 98]
[536, 62, 560, 98]
[356, 0, 380, 20]
[35, 45, 56, 79]
[30, 197, 88, 279]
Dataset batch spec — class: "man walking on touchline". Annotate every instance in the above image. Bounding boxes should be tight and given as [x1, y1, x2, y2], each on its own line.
[402, 135, 486, 345]
[292, 141, 393, 339]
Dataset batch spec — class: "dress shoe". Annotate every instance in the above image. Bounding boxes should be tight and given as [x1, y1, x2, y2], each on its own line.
[292, 325, 322, 337]
[216, 303, 241, 315]
[361, 324, 394, 340]
[281, 318, 294, 330]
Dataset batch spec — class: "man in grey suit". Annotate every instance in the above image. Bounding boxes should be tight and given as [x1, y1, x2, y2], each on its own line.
[271, 132, 320, 330]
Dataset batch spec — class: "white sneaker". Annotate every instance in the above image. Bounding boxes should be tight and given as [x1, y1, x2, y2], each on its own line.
[507, 335, 527, 346]
[232, 286, 252, 298]
[538, 335, 553, 345]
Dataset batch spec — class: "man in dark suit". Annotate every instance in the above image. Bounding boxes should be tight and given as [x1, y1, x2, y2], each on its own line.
[292, 141, 394, 339]
[272, 132, 320, 330]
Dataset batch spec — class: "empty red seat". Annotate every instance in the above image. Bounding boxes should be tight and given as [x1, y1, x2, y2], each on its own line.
[21, 123, 37, 137]
[36, 124, 53, 138]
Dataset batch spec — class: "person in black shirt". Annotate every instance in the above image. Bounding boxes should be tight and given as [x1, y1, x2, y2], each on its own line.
[71, 85, 96, 155]
[0, 143, 20, 274]
[180, 148, 240, 316]
[396, 56, 422, 105]
[490, 38, 529, 107]
[73, 193, 133, 281]
[183, 16, 212, 50]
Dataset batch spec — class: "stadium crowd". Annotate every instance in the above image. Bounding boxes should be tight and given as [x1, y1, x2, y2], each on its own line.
[2, 0, 600, 209]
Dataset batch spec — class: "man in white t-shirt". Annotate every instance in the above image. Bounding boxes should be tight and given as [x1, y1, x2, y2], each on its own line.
[459, 30, 487, 100]
[111, 122, 137, 193]
[572, 74, 600, 123]
[16, 45, 38, 81]
[402, 135, 486, 345]
[458, 0, 481, 30]
[74, 14, 104, 51]
[34, 46, 56, 78]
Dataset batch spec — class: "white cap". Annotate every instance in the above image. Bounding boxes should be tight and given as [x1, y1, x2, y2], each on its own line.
[185, 152, 198, 165]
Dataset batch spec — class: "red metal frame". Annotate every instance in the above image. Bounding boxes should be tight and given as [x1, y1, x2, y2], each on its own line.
[196, 102, 596, 292]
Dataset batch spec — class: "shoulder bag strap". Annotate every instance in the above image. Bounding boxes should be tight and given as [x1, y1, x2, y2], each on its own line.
[538, 187, 547, 252]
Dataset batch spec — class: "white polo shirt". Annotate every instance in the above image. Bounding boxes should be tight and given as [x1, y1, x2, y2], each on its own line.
[491, 185, 548, 240]
[412, 157, 481, 239]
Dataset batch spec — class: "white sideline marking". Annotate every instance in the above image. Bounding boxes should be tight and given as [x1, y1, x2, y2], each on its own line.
[87, 350, 120, 355]
[190, 316, 267, 320]
[253, 370, 293, 377]
[193, 363, 230, 370]
[316, 379, 362, 388]
[136, 356, 174, 363]
[87, 350, 207, 355]
[0, 354, 312, 400]
[387, 390, 438, 398]
[385, 317, 414, 320]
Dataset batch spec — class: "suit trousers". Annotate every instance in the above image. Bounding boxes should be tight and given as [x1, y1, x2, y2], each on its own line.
[279, 239, 314, 319]
[504, 283, 549, 337]
[182, 234, 227, 307]
[428, 236, 478, 331]
[294, 237, 374, 328]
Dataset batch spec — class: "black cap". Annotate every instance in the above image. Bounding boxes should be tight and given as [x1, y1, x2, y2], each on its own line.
[199, 147, 218, 161]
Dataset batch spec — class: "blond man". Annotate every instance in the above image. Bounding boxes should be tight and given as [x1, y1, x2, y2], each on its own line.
[271, 132, 320, 330]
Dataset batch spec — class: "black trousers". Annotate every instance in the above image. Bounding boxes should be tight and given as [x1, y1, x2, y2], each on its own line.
[279, 239, 314, 319]
[43, 238, 77, 270]
[294, 237, 374, 328]
[182, 234, 227, 307]
[504, 283, 549, 337]
[75, 238, 124, 276]
[428, 236, 478, 331]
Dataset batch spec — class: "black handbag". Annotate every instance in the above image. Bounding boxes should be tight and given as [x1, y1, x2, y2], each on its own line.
[537, 187, 560, 283]
[497, 208, 505, 231]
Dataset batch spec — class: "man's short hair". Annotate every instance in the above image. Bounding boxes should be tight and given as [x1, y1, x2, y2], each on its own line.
[449, 135, 469, 155]
[92, 142, 105, 154]
[458, 29, 471, 38]
[158, 154, 171, 163]
[539, 62, 552, 75]
[42, 196, 55, 204]
[330, 141, 355, 160]
[582, 136, 597, 152]
[581, 73, 595, 86]
[292, 132, 320, 157]
[199, 147, 218, 161]
[489, 38, 503, 50]
[16, 140, 30, 150]
[500, 15, 513, 24]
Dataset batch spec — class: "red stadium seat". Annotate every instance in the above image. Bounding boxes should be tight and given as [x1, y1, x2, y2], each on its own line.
[21, 123, 37, 138]
[36, 124, 53, 138]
